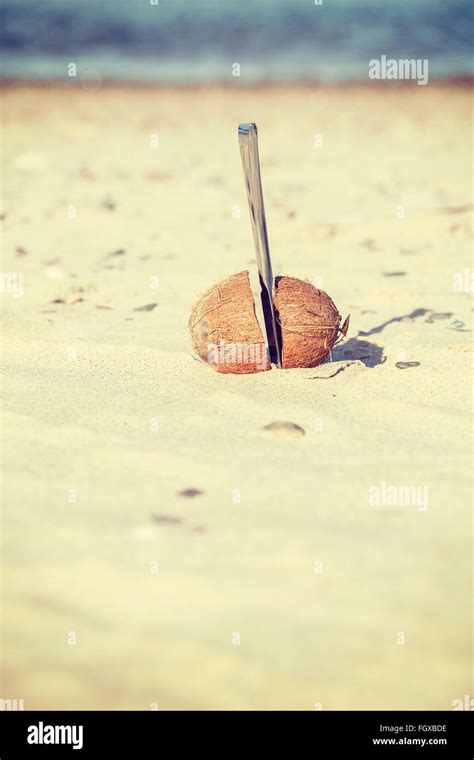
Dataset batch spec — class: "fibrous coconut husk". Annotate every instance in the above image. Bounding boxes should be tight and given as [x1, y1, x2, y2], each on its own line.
[273, 276, 343, 369]
[188, 270, 270, 374]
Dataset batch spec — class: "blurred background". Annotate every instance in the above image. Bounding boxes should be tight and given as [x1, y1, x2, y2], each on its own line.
[1, 0, 473, 83]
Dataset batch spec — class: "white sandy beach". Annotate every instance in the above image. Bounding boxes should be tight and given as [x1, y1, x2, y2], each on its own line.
[1, 82, 472, 709]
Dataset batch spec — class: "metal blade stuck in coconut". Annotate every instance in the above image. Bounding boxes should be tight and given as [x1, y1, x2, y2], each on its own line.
[188, 124, 349, 373]
[238, 123, 282, 368]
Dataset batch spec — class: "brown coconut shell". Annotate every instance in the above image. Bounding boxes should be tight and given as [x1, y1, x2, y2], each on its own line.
[273, 276, 342, 368]
[188, 270, 271, 374]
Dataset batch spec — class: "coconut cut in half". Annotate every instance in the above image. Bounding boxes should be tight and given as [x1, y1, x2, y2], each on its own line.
[188, 270, 271, 374]
[273, 276, 345, 369]
[189, 271, 348, 373]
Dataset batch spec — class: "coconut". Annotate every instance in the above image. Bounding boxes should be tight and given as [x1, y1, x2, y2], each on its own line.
[188, 270, 271, 374]
[274, 276, 344, 368]
[189, 271, 348, 373]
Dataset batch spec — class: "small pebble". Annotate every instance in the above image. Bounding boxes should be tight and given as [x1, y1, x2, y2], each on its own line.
[425, 312, 452, 323]
[262, 421, 305, 437]
[133, 303, 158, 312]
[177, 488, 203, 498]
[152, 514, 182, 525]
[396, 362, 420, 369]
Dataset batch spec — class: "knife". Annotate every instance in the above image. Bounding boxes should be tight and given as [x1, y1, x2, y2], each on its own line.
[238, 123, 282, 368]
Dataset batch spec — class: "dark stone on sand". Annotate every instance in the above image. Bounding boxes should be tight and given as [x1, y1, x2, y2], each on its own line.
[263, 421, 305, 437]
[133, 303, 158, 312]
[396, 362, 420, 369]
[177, 488, 203, 498]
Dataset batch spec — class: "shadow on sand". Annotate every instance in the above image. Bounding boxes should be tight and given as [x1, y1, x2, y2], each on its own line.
[332, 338, 386, 368]
[332, 308, 430, 368]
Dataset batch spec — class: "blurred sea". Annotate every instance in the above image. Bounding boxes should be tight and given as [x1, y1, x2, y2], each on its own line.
[1, 0, 472, 83]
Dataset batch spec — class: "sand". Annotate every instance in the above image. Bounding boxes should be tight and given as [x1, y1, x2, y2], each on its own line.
[1, 82, 472, 710]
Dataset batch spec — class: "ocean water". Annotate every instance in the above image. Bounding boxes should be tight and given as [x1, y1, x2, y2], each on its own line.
[1, 0, 472, 82]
